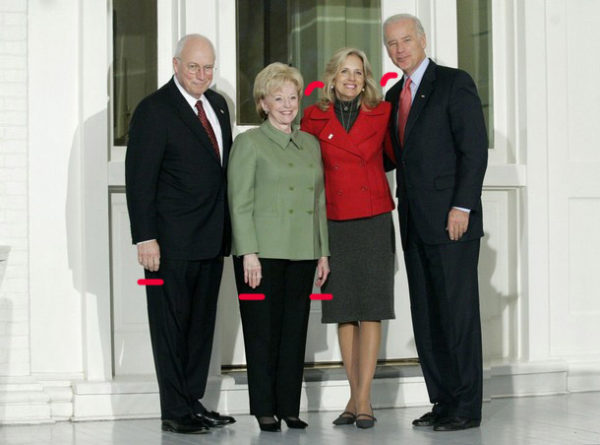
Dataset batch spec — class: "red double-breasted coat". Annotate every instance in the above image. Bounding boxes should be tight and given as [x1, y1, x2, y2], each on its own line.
[301, 101, 395, 220]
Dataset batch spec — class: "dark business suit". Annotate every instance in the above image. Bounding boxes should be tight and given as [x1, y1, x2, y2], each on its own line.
[126, 77, 232, 419]
[386, 59, 488, 420]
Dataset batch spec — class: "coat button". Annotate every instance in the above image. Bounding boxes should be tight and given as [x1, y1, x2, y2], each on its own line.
[307, 210, 314, 214]
[361, 186, 368, 191]
[307, 186, 314, 191]
[337, 191, 343, 196]
[289, 162, 294, 167]
[289, 186, 295, 191]
[333, 163, 340, 170]
[289, 209, 294, 214]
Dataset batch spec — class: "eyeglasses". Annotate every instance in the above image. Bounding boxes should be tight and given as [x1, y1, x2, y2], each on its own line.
[176, 58, 215, 75]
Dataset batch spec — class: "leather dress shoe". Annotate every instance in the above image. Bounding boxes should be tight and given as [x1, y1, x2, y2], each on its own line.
[196, 403, 236, 427]
[256, 416, 281, 432]
[355, 413, 377, 429]
[433, 416, 481, 431]
[161, 415, 210, 434]
[332, 411, 356, 425]
[412, 411, 444, 427]
[281, 416, 308, 429]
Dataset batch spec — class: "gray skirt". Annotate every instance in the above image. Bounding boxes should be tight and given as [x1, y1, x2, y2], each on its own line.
[321, 212, 396, 323]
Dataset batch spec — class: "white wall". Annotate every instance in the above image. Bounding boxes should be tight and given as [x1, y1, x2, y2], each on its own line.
[0, 0, 30, 377]
[28, 0, 84, 377]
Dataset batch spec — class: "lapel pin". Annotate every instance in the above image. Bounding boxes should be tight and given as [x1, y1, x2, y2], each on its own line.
[420, 94, 426, 98]
[219, 108, 224, 114]
[328, 134, 334, 140]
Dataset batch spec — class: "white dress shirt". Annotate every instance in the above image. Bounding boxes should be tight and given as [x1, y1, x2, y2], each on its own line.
[173, 75, 224, 165]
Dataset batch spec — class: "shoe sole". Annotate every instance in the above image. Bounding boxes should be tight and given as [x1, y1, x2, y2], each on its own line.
[161, 425, 210, 434]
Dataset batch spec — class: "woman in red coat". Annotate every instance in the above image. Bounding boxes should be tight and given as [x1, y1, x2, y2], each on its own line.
[301, 47, 396, 429]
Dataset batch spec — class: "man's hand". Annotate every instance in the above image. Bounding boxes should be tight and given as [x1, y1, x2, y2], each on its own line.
[315, 256, 330, 287]
[447, 208, 470, 241]
[243, 254, 262, 289]
[137, 240, 161, 272]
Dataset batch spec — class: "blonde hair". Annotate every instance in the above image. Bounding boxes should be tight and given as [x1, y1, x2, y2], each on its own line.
[318, 47, 382, 111]
[253, 62, 304, 120]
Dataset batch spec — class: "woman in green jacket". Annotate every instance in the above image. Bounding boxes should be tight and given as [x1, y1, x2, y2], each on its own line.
[227, 62, 330, 432]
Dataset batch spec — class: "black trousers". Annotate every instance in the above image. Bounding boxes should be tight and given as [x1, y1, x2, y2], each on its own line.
[404, 213, 483, 420]
[144, 256, 224, 419]
[233, 257, 317, 417]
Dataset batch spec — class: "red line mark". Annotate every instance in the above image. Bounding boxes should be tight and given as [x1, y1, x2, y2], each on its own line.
[310, 293, 333, 300]
[239, 293, 266, 301]
[380, 71, 399, 87]
[304, 80, 324, 96]
[137, 278, 164, 286]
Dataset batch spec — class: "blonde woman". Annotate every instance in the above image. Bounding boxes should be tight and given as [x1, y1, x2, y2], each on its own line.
[228, 62, 330, 432]
[301, 48, 396, 429]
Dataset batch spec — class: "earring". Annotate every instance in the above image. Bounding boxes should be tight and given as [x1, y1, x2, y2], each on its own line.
[362, 88, 365, 92]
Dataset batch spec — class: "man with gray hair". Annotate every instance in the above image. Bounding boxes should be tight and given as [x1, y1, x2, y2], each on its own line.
[126, 34, 234, 434]
[383, 14, 488, 431]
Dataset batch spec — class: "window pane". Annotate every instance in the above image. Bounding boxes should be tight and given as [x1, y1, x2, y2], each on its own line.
[457, 0, 494, 147]
[113, 0, 157, 146]
[237, 0, 381, 125]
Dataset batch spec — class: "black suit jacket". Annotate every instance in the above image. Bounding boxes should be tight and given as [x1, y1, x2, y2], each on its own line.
[386, 59, 488, 249]
[125, 78, 232, 260]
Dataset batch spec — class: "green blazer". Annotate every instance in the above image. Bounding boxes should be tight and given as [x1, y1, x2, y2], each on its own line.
[228, 120, 329, 260]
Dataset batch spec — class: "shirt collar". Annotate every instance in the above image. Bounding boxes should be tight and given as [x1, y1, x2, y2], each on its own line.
[260, 119, 302, 149]
[404, 57, 430, 89]
[173, 75, 209, 109]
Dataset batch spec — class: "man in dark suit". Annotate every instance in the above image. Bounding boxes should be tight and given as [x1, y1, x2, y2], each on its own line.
[383, 14, 488, 431]
[126, 34, 235, 434]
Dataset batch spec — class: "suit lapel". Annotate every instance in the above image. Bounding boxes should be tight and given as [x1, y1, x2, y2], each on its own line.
[313, 107, 361, 157]
[205, 90, 230, 167]
[387, 80, 403, 150]
[167, 79, 221, 164]
[348, 105, 383, 146]
[313, 105, 382, 158]
[403, 61, 436, 152]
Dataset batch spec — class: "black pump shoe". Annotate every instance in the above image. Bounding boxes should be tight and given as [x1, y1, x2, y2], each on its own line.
[281, 416, 308, 429]
[256, 416, 281, 432]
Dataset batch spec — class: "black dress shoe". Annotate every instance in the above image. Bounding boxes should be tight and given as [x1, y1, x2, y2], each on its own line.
[356, 413, 377, 429]
[332, 411, 356, 425]
[256, 416, 281, 432]
[196, 403, 236, 426]
[433, 416, 481, 431]
[281, 416, 308, 429]
[412, 411, 444, 427]
[161, 415, 210, 434]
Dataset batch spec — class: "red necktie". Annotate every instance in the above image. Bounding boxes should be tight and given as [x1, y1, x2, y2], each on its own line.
[398, 77, 412, 145]
[195, 100, 221, 163]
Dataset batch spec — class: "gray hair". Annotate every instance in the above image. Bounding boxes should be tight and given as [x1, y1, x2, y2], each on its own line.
[383, 14, 426, 40]
[173, 34, 215, 58]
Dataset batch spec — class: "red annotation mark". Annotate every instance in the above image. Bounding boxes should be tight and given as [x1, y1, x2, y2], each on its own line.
[304, 81, 325, 96]
[239, 293, 266, 301]
[380, 71, 398, 87]
[137, 278, 164, 286]
[310, 293, 333, 300]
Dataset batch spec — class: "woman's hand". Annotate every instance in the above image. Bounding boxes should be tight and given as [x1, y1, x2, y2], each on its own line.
[243, 253, 262, 289]
[315, 256, 330, 287]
